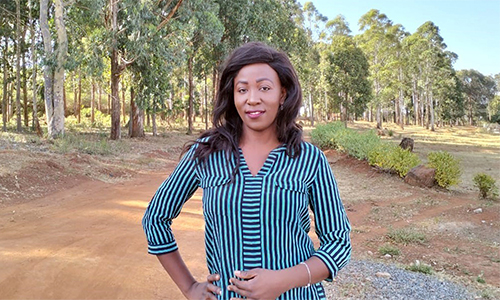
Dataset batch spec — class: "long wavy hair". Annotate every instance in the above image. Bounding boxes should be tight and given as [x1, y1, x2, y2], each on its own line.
[186, 42, 303, 173]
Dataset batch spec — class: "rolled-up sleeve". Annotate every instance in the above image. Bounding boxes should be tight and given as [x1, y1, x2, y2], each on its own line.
[142, 145, 200, 255]
[309, 151, 351, 280]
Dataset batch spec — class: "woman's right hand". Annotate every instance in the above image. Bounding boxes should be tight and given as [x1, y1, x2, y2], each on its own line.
[185, 274, 222, 300]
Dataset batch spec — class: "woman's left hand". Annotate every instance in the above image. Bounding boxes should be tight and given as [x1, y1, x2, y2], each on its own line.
[227, 268, 289, 300]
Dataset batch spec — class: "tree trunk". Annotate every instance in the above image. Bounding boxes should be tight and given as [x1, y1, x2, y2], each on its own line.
[152, 110, 157, 136]
[187, 55, 194, 135]
[28, 0, 41, 135]
[91, 81, 95, 124]
[121, 82, 126, 124]
[309, 88, 314, 127]
[15, 0, 22, 131]
[110, 0, 121, 140]
[77, 72, 82, 123]
[429, 88, 435, 131]
[204, 70, 208, 130]
[2, 37, 8, 132]
[98, 84, 102, 111]
[22, 37, 29, 127]
[129, 87, 144, 137]
[40, 0, 67, 138]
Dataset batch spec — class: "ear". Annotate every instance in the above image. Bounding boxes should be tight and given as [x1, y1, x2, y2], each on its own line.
[280, 88, 287, 104]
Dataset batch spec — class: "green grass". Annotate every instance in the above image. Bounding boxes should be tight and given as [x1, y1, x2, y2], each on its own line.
[386, 227, 427, 245]
[406, 262, 433, 275]
[378, 244, 401, 256]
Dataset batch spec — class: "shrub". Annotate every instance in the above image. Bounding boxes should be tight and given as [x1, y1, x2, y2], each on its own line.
[406, 262, 433, 275]
[473, 173, 499, 199]
[386, 227, 427, 245]
[311, 122, 381, 160]
[427, 151, 461, 188]
[378, 244, 401, 256]
[367, 144, 421, 177]
[312, 122, 420, 177]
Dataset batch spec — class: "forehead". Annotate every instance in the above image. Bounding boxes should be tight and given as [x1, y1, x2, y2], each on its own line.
[234, 63, 280, 82]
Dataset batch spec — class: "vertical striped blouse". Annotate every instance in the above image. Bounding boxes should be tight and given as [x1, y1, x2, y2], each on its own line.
[142, 141, 351, 300]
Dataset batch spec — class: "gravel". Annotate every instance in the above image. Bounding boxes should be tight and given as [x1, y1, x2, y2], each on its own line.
[323, 259, 478, 300]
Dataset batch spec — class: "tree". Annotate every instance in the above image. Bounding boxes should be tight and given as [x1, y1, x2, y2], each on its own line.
[323, 16, 370, 126]
[356, 9, 394, 129]
[40, 0, 68, 138]
[458, 69, 497, 124]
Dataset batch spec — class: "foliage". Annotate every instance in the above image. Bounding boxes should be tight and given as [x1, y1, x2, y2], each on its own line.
[311, 122, 420, 177]
[473, 173, 499, 200]
[378, 244, 400, 256]
[51, 132, 114, 155]
[386, 227, 427, 245]
[427, 151, 461, 188]
[406, 262, 433, 275]
[368, 143, 421, 177]
[310, 122, 380, 160]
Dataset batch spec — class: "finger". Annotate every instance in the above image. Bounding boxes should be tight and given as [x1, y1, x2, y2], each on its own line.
[202, 290, 218, 300]
[227, 283, 251, 298]
[234, 269, 257, 280]
[207, 273, 220, 283]
[206, 283, 222, 297]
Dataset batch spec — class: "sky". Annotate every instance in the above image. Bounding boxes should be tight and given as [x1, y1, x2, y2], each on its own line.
[297, 0, 500, 76]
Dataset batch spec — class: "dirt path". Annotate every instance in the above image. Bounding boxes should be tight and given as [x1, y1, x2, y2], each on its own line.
[0, 172, 210, 299]
[1, 129, 499, 299]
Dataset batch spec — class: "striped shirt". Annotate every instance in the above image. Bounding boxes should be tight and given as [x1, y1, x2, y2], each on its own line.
[142, 141, 351, 300]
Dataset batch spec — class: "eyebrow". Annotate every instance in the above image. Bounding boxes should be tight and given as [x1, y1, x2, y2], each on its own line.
[235, 78, 274, 85]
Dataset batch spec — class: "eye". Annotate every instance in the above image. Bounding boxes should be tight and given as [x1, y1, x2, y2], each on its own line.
[260, 86, 271, 92]
[237, 88, 247, 93]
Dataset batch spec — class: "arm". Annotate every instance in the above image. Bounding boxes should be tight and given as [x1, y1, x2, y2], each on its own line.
[157, 250, 221, 300]
[143, 145, 220, 299]
[227, 256, 329, 300]
[308, 150, 351, 280]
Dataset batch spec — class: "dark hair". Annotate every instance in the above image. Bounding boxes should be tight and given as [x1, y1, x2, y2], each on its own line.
[187, 42, 303, 172]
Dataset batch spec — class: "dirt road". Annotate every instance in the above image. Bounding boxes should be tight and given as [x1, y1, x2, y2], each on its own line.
[1, 129, 499, 299]
[0, 172, 209, 299]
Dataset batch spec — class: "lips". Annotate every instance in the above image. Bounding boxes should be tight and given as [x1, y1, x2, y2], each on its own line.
[246, 110, 265, 119]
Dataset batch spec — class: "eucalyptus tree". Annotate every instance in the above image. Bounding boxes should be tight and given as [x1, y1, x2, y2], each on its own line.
[39, 0, 68, 138]
[356, 9, 394, 129]
[1, 0, 16, 131]
[298, 1, 327, 126]
[323, 15, 370, 126]
[385, 24, 409, 128]
[458, 69, 496, 124]
[181, 0, 223, 135]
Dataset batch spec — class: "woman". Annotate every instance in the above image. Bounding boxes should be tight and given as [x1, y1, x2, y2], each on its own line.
[142, 42, 351, 300]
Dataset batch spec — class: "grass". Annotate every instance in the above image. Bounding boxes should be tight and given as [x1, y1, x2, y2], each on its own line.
[378, 244, 401, 256]
[406, 262, 433, 275]
[386, 227, 428, 245]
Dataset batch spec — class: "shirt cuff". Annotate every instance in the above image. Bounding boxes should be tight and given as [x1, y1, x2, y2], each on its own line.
[147, 240, 178, 255]
[312, 251, 340, 282]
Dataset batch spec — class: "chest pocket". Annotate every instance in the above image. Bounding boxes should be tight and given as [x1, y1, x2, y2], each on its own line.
[200, 176, 232, 217]
[272, 180, 310, 222]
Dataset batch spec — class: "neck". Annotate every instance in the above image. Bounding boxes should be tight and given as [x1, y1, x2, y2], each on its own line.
[239, 128, 280, 150]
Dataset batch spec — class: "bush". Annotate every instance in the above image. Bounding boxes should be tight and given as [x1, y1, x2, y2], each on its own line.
[378, 244, 401, 256]
[386, 227, 427, 245]
[311, 122, 381, 160]
[312, 122, 420, 177]
[406, 262, 433, 275]
[427, 151, 461, 188]
[367, 143, 421, 177]
[473, 173, 499, 199]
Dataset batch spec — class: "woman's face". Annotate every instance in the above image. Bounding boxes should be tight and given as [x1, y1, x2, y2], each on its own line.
[233, 63, 285, 138]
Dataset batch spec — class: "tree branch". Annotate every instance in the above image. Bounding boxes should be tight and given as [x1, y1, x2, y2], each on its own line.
[156, 0, 183, 31]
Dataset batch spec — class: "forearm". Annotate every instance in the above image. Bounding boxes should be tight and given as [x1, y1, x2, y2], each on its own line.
[156, 250, 197, 297]
[280, 256, 331, 291]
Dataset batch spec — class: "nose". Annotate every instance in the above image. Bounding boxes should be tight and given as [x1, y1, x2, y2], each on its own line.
[246, 89, 261, 105]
